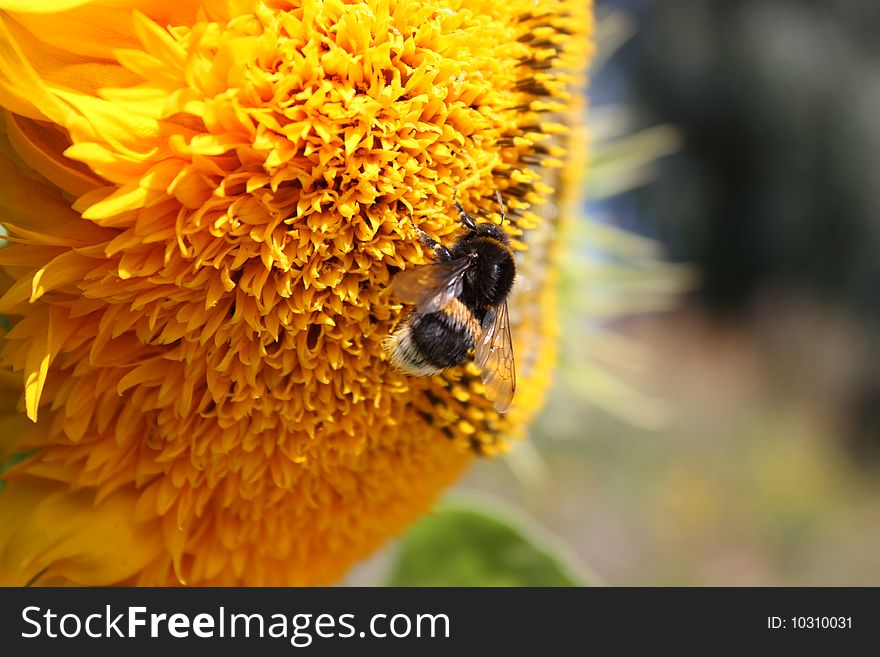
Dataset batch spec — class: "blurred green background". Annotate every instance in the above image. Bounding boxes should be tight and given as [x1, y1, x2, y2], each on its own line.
[348, 0, 880, 586]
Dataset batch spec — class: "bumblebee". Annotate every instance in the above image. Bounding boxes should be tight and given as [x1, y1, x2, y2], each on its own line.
[386, 191, 517, 413]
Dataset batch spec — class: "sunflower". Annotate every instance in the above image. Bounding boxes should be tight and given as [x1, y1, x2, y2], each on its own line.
[0, 0, 592, 585]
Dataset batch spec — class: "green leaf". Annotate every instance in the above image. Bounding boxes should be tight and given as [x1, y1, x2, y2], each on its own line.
[385, 497, 593, 587]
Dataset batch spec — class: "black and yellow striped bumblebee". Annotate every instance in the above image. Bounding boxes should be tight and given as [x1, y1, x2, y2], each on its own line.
[386, 191, 516, 413]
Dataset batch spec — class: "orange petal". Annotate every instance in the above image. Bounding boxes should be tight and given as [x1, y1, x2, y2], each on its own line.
[0, 475, 162, 586]
[0, 14, 66, 121]
[15, 305, 81, 420]
[5, 1, 202, 57]
[0, 148, 112, 244]
[2, 12, 139, 94]
[0, 1, 95, 11]
[5, 111, 103, 198]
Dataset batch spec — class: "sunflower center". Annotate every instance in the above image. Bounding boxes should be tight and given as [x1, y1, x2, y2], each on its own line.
[55, 1, 536, 466]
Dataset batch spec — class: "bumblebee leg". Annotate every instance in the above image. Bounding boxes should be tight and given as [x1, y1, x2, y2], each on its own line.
[409, 217, 452, 261]
[452, 188, 477, 230]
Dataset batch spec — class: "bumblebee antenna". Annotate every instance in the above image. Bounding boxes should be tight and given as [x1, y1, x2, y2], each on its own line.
[495, 190, 506, 226]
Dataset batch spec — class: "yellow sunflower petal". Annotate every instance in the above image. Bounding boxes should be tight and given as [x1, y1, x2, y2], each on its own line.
[0, 475, 162, 586]
[4, 1, 202, 60]
[0, 147, 111, 244]
[2, 12, 140, 94]
[0, 14, 66, 121]
[0, 1, 94, 13]
[4, 111, 103, 197]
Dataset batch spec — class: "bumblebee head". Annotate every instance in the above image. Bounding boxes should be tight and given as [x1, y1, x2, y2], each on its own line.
[473, 222, 510, 245]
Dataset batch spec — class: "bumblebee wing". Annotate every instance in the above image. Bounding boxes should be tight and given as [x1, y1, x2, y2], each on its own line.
[392, 258, 471, 308]
[474, 300, 516, 413]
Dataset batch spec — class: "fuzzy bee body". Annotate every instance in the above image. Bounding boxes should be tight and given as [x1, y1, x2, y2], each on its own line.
[386, 298, 482, 376]
[386, 192, 517, 412]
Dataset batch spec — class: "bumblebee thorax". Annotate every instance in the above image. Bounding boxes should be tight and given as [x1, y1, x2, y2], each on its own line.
[451, 234, 516, 311]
